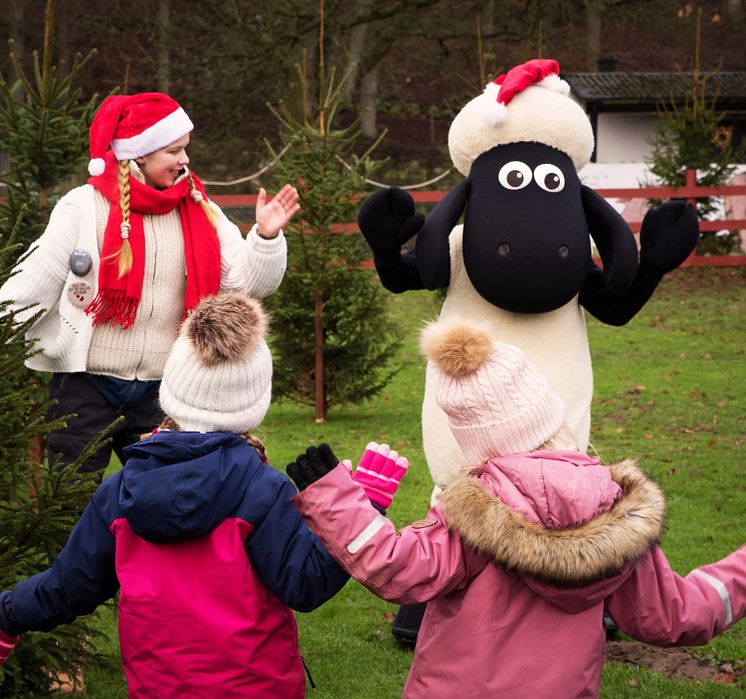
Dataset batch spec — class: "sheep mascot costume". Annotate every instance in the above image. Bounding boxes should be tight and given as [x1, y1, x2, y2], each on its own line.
[359, 58, 699, 492]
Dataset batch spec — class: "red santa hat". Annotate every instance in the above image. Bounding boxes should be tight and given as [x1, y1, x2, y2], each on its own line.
[87, 92, 194, 176]
[448, 59, 594, 176]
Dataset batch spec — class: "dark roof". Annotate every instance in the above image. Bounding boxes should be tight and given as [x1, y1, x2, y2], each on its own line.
[562, 71, 746, 108]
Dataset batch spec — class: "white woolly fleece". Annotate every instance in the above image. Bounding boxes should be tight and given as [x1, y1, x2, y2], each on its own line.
[448, 84, 594, 176]
[420, 226, 593, 488]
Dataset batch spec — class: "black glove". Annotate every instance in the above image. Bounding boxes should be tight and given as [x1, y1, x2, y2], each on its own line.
[286, 443, 339, 492]
[358, 187, 424, 259]
[639, 201, 699, 276]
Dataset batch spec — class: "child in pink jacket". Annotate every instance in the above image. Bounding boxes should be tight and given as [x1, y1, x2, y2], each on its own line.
[286, 319, 745, 699]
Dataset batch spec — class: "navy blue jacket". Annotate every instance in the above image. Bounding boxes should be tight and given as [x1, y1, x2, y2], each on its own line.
[0, 431, 349, 636]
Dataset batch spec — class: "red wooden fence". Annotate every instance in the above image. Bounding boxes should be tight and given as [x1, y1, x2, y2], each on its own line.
[212, 168, 746, 268]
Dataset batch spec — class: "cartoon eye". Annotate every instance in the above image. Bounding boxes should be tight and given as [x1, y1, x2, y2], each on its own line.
[498, 161, 532, 190]
[534, 164, 565, 192]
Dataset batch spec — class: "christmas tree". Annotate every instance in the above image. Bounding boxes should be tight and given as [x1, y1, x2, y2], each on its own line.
[0, 3, 115, 694]
[265, 39, 402, 421]
[0, 212, 115, 696]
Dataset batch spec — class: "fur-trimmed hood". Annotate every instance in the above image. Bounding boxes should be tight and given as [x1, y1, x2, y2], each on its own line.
[439, 451, 665, 596]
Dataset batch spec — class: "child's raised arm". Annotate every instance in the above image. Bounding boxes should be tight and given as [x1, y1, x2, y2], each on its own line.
[287, 442, 409, 511]
[606, 544, 746, 645]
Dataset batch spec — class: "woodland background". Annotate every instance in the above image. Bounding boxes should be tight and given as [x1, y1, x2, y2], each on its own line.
[3, 0, 746, 186]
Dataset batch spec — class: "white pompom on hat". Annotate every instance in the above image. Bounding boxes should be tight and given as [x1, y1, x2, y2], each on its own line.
[448, 58, 594, 176]
[159, 293, 272, 434]
[88, 92, 194, 176]
[421, 319, 566, 466]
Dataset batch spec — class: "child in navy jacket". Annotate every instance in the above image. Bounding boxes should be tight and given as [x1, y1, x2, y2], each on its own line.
[0, 292, 407, 698]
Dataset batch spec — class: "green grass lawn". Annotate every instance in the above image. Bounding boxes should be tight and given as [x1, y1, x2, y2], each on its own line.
[83, 266, 745, 698]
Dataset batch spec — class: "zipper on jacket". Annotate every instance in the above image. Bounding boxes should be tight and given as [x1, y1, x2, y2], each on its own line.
[301, 655, 316, 689]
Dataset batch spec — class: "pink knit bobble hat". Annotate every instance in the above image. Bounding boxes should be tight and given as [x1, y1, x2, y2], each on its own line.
[421, 320, 566, 465]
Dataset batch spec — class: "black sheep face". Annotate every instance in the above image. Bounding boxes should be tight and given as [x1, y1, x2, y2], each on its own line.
[463, 141, 592, 314]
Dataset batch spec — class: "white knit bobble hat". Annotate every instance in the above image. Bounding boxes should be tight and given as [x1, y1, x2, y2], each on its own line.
[159, 293, 272, 433]
[421, 320, 566, 465]
[448, 58, 594, 176]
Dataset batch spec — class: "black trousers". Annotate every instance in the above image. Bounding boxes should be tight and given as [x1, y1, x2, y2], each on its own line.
[46, 372, 164, 473]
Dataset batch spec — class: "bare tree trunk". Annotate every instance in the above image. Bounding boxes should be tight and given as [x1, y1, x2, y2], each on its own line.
[57, 0, 71, 67]
[586, 0, 603, 70]
[359, 64, 379, 138]
[725, 0, 743, 19]
[314, 290, 325, 422]
[342, 21, 369, 106]
[157, 0, 170, 94]
[7, 0, 25, 79]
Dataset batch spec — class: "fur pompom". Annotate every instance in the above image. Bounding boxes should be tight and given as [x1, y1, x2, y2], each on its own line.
[184, 292, 267, 365]
[537, 73, 570, 95]
[421, 320, 493, 377]
[88, 157, 106, 176]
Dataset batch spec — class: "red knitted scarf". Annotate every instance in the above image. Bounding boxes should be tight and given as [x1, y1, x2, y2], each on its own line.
[86, 152, 221, 329]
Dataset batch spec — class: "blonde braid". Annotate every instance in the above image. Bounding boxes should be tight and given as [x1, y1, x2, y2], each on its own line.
[187, 170, 219, 229]
[141, 417, 268, 463]
[242, 433, 268, 464]
[102, 159, 134, 277]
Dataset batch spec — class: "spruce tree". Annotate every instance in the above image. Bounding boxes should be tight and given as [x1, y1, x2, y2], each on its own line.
[0, 3, 98, 253]
[0, 5, 116, 694]
[0, 213, 115, 697]
[265, 56, 402, 420]
[646, 6, 744, 255]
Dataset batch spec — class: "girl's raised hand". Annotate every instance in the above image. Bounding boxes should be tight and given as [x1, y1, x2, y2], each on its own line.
[255, 184, 300, 239]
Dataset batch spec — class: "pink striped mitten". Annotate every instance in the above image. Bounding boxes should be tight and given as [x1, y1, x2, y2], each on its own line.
[352, 442, 409, 509]
[0, 628, 19, 666]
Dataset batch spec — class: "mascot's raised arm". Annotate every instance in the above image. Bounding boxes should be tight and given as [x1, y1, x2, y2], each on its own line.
[359, 58, 699, 490]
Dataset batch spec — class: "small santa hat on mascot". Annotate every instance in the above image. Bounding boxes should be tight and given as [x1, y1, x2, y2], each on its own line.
[448, 58, 594, 176]
[87, 92, 194, 176]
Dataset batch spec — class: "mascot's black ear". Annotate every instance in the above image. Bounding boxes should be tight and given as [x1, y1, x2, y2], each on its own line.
[581, 185, 639, 295]
[416, 179, 471, 289]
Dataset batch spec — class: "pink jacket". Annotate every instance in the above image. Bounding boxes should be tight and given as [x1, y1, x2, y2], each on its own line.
[294, 450, 745, 699]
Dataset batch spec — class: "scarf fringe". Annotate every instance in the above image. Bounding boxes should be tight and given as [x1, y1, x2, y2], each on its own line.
[85, 288, 141, 329]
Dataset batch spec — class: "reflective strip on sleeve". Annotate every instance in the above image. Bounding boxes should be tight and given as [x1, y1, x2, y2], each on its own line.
[347, 514, 387, 554]
[692, 569, 733, 625]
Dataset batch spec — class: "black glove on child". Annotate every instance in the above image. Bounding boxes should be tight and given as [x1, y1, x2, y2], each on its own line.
[286, 444, 339, 492]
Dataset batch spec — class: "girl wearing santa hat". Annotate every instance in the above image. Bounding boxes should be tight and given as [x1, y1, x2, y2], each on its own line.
[0, 91, 298, 475]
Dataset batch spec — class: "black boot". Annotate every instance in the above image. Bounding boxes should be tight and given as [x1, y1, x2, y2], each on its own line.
[603, 611, 619, 641]
[391, 602, 427, 645]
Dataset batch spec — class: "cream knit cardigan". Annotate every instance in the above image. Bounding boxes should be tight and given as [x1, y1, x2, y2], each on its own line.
[0, 184, 286, 376]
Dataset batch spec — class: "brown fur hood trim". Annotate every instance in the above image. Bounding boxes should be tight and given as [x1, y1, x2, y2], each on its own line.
[439, 459, 665, 587]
